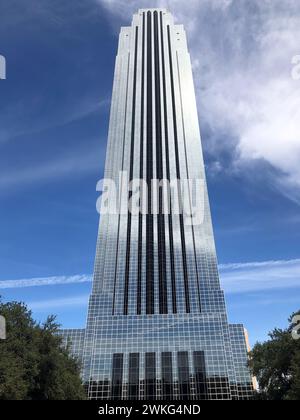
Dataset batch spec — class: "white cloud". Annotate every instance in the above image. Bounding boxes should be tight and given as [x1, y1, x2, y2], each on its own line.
[28, 295, 89, 311]
[96, 0, 300, 199]
[219, 258, 300, 293]
[0, 274, 92, 289]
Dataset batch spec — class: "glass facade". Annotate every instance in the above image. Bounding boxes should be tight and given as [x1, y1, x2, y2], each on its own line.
[61, 8, 254, 400]
[59, 328, 85, 363]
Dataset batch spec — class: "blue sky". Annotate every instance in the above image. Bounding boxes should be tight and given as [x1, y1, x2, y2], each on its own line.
[0, 0, 300, 345]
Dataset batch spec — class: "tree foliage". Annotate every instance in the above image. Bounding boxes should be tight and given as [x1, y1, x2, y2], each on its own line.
[0, 299, 86, 400]
[250, 310, 300, 400]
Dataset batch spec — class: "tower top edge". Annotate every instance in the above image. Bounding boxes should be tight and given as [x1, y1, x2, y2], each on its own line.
[136, 8, 168, 13]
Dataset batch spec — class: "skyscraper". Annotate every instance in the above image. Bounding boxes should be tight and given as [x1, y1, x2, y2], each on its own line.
[61, 8, 254, 400]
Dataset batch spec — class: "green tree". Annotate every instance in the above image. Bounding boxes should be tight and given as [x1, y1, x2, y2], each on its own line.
[250, 310, 300, 400]
[0, 299, 86, 400]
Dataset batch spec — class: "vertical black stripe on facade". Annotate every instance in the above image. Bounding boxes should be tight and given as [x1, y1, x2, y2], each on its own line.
[137, 13, 145, 315]
[154, 11, 168, 314]
[123, 27, 139, 315]
[167, 25, 190, 313]
[112, 52, 131, 315]
[146, 11, 154, 314]
[159, 11, 177, 313]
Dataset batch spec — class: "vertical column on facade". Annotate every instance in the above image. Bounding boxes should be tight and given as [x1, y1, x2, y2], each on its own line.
[153, 10, 168, 314]
[124, 14, 140, 315]
[172, 24, 202, 313]
[173, 24, 205, 305]
[111, 47, 130, 313]
[174, 25, 223, 304]
[145, 11, 155, 314]
[160, 12, 185, 314]
[140, 12, 148, 316]
[110, 36, 134, 314]
[110, 29, 132, 313]
[169, 23, 202, 314]
[136, 12, 146, 315]
[165, 19, 191, 314]
[113, 25, 135, 315]
[126, 13, 144, 316]
[159, 10, 177, 314]
[92, 31, 127, 297]
[151, 10, 160, 316]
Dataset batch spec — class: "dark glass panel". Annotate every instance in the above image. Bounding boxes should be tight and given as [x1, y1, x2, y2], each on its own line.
[161, 352, 173, 399]
[177, 351, 190, 399]
[145, 352, 156, 399]
[128, 353, 140, 399]
[193, 351, 208, 400]
[111, 353, 124, 399]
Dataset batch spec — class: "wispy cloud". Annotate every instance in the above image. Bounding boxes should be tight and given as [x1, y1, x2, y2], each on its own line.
[1, 258, 299, 294]
[0, 140, 103, 194]
[219, 258, 300, 293]
[0, 274, 92, 289]
[28, 294, 89, 311]
[0, 98, 108, 145]
[219, 258, 300, 270]
[229, 294, 300, 309]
